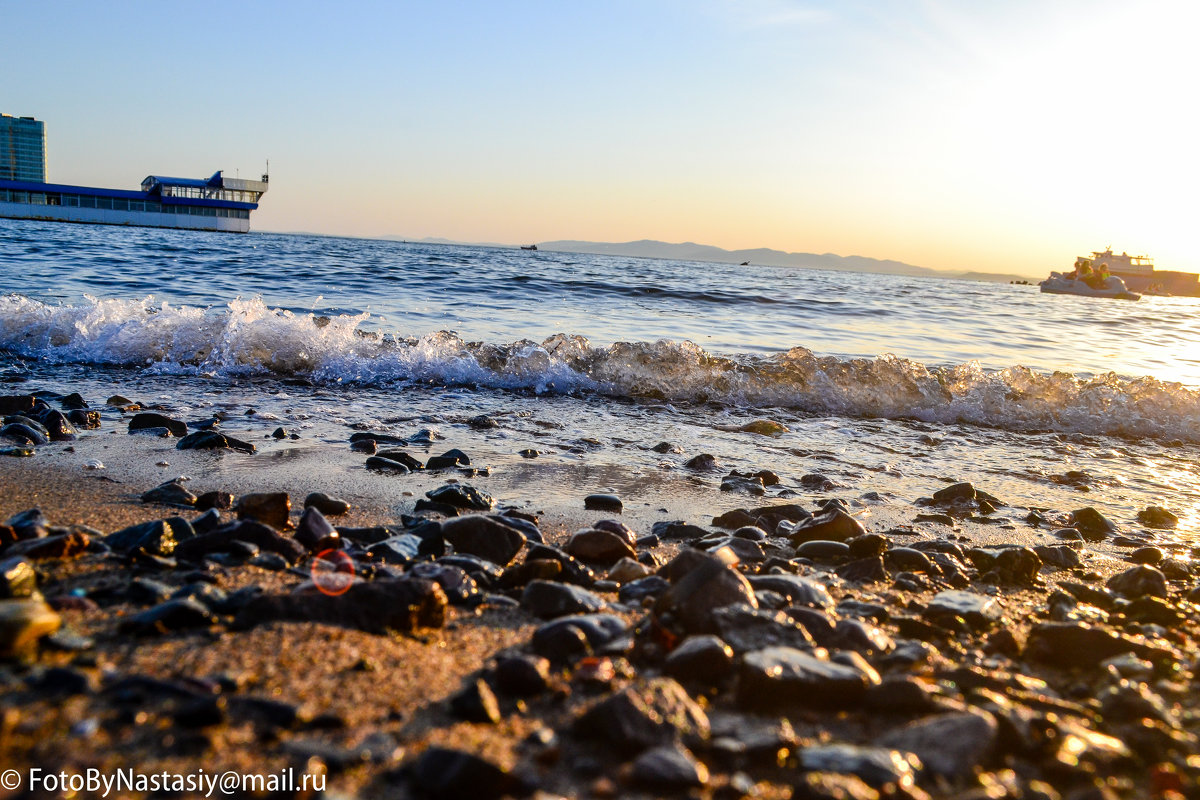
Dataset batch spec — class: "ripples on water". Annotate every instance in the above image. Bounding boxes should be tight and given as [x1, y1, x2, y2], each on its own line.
[3, 219, 1200, 541]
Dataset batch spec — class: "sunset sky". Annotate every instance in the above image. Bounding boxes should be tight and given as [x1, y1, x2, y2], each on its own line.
[4, 1, 1197, 275]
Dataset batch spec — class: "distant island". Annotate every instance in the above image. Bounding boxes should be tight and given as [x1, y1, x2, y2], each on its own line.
[379, 236, 1037, 283]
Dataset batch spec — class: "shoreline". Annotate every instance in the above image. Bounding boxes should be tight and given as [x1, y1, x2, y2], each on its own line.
[1, 388, 1197, 798]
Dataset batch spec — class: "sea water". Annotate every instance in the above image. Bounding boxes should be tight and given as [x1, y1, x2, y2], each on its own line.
[3, 219, 1200, 539]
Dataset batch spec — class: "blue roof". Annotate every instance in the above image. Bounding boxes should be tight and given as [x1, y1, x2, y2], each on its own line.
[144, 171, 223, 188]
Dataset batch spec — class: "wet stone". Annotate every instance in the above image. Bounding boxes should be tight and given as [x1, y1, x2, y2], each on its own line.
[294, 506, 336, 551]
[748, 574, 834, 610]
[575, 677, 710, 754]
[994, 546, 1042, 585]
[304, 492, 351, 516]
[1106, 564, 1168, 598]
[365, 455, 410, 474]
[714, 605, 817, 653]
[106, 517, 195, 557]
[788, 509, 866, 544]
[876, 709, 996, 779]
[739, 647, 878, 710]
[795, 540, 851, 561]
[584, 493, 623, 513]
[884, 547, 931, 573]
[1137, 505, 1179, 529]
[1070, 507, 1117, 540]
[1, 422, 48, 446]
[925, 590, 1002, 626]
[176, 430, 256, 453]
[234, 492, 291, 530]
[566, 528, 636, 564]
[350, 438, 377, 454]
[1128, 546, 1164, 565]
[141, 479, 197, 507]
[128, 413, 187, 437]
[194, 491, 233, 512]
[932, 482, 976, 504]
[845, 534, 888, 559]
[426, 483, 494, 511]
[173, 520, 304, 564]
[426, 448, 471, 470]
[791, 773, 881, 800]
[442, 515, 525, 566]
[521, 579, 606, 619]
[1034, 544, 1082, 570]
[631, 743, 709, 789]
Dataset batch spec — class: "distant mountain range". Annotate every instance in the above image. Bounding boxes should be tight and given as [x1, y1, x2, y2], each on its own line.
[375, 236, 1035, 283]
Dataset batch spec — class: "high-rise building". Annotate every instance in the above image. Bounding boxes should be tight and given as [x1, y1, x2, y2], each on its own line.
[0, 114, 46, 182]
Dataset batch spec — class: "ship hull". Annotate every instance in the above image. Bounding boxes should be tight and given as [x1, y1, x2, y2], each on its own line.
[0, 200, 249, 233]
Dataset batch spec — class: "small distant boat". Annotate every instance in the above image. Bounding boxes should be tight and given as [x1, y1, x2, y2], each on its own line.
[520, 244, 538, 251]
[739, 261, 749, 266]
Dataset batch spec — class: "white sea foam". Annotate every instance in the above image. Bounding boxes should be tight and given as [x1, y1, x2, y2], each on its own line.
[3, 294, 1199, 442]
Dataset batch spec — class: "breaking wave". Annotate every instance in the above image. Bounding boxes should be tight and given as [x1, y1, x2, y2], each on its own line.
[3, 294, 1199, 443]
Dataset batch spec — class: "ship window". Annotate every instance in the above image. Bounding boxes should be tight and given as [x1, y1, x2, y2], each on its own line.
[30, 193, 46, 205]
[80, 195, 96, 208]
[63, 195, 79, 207]
[46, 194, 60, 206]
[112, 199, 128, 211]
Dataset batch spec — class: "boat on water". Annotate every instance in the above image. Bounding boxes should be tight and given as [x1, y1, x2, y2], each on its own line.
[0, 171, 269, 233]
[1065, 248, 1200, 297]
[520, 244, 538, 251]
[1039, 272, 1140, 301]
[0, 113, 267, 233]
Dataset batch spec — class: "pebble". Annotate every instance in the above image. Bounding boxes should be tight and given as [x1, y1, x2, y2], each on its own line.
[234, 492, 291, 530]
[426, 483, 494, 511]
[141, 479, 198, 507]
[520, 579, 607, 619]
[788, 508, 866, 543]
[1137, 505, 1178, 528]
[565, 528, 636, 564]
[583, 493, 623, 513]
[1070, 506, 1117, 540]
[441, 515, 525, 566]
[738, 646, 879, 710]
[574, 677, 709, 754]
[304, 492, 351, 516]
[606, 557, 649, 585]
[176, 430, 256, 453]
[0, 597, 61, 659]
[118, 597, 218, 635]
[630, 743, 709, 788]
[1128, 546, 1164, 565]
[128, 412, 188, 437]
[106, 517, 195, 556]
[655, 551, 757, 635]
[798, 744, 919, 790]
[531, 613, 629, 661]
[493, 654, 552, 697]
[1106, 565, 1168, 599]
[664, 635, 735, 684]
[877, 709, 997, 778]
